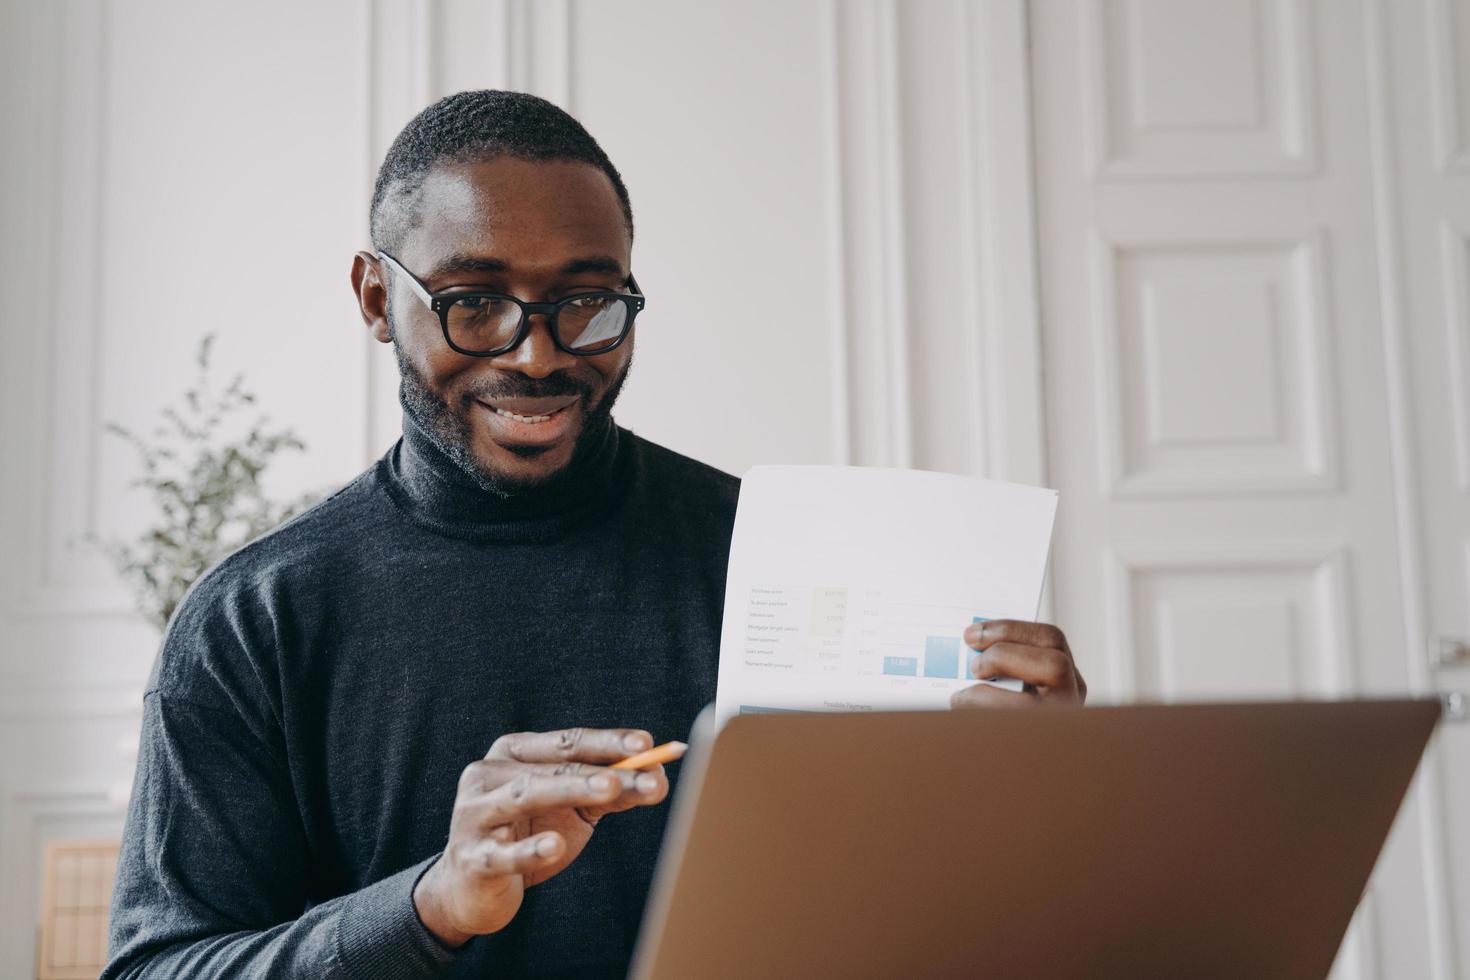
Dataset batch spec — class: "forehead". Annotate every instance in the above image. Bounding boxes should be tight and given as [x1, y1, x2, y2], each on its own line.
[403, 156, 630, 269]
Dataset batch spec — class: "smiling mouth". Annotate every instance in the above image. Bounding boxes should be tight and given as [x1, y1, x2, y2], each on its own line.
[489, 404, 567, 424]
[476, 391, 582, 423]
[473, 395, 583, 446]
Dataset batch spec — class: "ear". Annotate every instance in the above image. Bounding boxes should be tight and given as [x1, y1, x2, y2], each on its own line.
[351, 250, 393, 344]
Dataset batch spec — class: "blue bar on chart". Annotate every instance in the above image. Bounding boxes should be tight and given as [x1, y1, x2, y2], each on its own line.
[883, 656, 918, 676]
[923, 636, 961, 679]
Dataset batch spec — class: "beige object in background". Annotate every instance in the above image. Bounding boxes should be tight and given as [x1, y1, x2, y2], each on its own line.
[36, 839, 118, 980]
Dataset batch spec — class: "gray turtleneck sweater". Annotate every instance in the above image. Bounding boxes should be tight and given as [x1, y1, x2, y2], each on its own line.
[101, 413, 740, 979]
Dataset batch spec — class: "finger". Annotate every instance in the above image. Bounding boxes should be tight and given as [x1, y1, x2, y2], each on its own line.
[950, 683, 1035, 710]
[458, 758, 618, 798]
[964, 619, 1070, 653]
[458, 831, 566, 878]
[577, 765, 670, 823]
[969, 642, 1077, 692]
[486, 727, 653, 765]
[464, 758, 653, 794]
[460, 770, 627, 828]
[460, 760, 665, 815]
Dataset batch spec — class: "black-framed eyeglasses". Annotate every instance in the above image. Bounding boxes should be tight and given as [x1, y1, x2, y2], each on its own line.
[377, 250, 645, 357]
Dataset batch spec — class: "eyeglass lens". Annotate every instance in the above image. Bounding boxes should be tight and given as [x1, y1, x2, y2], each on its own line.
[446, 295, 630, 354]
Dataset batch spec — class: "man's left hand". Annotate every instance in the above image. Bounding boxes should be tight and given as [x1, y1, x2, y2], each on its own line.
[950, 620, 1087, 709]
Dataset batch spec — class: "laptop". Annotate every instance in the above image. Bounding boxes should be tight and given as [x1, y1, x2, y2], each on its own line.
[629, 699, 1441, 980]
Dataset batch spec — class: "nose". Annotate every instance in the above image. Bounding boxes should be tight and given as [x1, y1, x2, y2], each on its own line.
[491, 312, 577, 378]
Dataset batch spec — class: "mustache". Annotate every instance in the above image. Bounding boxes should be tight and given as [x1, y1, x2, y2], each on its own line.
[462, 374, 591, 404]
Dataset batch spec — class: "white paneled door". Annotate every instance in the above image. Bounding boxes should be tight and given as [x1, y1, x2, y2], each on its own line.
[1382, 0, 1470, 973]
[1031, 0, 1468, 976]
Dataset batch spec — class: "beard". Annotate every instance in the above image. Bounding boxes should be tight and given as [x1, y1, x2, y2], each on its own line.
[390, 311, 633, 500]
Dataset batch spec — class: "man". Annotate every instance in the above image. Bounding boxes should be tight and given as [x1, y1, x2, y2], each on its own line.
[103, 90, 1085, 979]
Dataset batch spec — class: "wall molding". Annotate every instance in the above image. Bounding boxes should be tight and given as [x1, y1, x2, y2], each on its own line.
[1438, 221, 1470, 493]
[1088, 230, 1341, 497]
[831, 0, 912, 469]
[1426, 0, 1470, 174]
[1103, 540, 1356, 698]
[8, 0, 126, 622]
[1081, 0, 1318, 181]
[504, 0, 573, 109]
[0, 682, 148, 722]
[1464, 539, 1470, 628]
[818, 0, 853, 467]
[1362, 0, 1460, 974]
[961, 0, 1048, 485]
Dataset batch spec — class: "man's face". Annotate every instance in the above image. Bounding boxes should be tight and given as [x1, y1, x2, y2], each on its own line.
[355, 156, 636, 496]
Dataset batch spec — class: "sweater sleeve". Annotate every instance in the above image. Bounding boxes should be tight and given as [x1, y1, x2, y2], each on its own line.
[101, 691, 463, 979]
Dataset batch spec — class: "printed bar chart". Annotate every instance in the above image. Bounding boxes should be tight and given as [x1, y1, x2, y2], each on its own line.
[882, 656, 918, 676]
[923, 636, 961, 679]
[715, 465, 1055, 722]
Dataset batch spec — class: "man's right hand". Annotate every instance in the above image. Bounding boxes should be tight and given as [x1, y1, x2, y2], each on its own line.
[412, 727, 670, 947]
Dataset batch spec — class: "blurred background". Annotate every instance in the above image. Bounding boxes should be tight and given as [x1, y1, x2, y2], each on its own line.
[0, 0, 1466, 977]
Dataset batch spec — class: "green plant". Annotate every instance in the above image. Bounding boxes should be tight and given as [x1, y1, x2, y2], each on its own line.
[92, 333, 321, 632]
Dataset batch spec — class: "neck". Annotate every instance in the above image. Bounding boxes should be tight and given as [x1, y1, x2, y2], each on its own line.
[381, 409, 628, 539]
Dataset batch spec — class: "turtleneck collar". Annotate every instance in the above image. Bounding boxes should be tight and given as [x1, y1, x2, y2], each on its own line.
[378, 409, 630, 542]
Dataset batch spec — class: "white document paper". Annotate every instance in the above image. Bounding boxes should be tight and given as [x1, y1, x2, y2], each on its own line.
[715, 465, 1059, 726]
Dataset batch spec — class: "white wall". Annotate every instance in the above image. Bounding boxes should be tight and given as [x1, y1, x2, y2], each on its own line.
[0, 2, 1463, 978]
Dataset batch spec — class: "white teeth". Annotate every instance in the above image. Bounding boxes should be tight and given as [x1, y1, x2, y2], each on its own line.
[493, 406, 554, 423]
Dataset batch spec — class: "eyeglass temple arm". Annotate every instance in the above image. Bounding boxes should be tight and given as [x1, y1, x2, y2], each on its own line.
[376, 251, 435, 306]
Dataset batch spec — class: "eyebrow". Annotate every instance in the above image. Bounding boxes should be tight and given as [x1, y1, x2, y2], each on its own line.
[422, 253, 626, 283]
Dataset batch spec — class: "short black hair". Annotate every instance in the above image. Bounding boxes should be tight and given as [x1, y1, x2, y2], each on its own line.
[369, 89, 634, 254]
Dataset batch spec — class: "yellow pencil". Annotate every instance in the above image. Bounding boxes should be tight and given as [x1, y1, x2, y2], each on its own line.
[610, 740, 688, 771]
